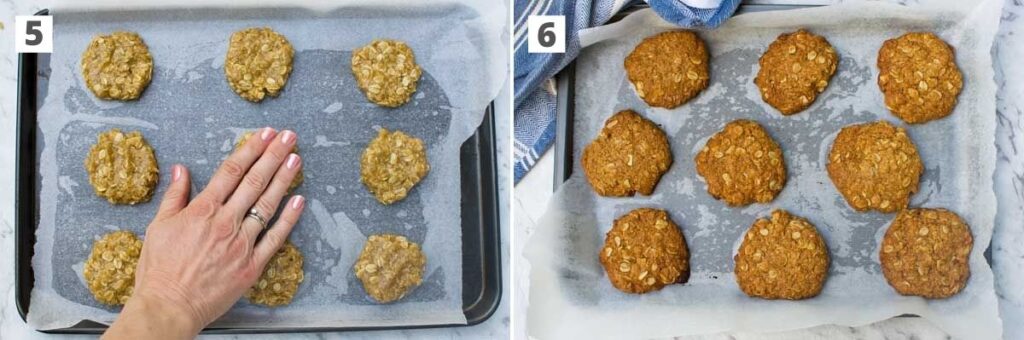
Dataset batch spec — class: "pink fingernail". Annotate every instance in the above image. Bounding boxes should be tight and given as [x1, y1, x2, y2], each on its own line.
[260, 127, 275, 141]
[281, 130, 295, 144]
[286, 153, 300, 169]
[291, 195, 305, 210]
[172, 165, 182, 182]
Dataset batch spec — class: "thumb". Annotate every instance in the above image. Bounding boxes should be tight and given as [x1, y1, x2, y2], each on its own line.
[154, 164, 191, 221]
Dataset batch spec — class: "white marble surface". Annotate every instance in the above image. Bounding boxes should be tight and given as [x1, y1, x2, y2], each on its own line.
[0, 0, 511, 338]
[513, 0, 1024, 339]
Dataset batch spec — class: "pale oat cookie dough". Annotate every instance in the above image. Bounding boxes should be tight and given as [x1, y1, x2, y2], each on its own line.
[880, 208, 972, 299]
[224, 27, 294, 102]
[354, 234, 427, 303]
[83, 230, 142, 305]
[599, 208, 689, 294]
[235, 131, 303, 193]
[581, 110, 673, 197]
[826, 121, 923, 212]
[360, 128, 430, 205]
[624, 31, 710, 109]
[351, 39, 423, 108]
[877, 32, 963, 124]
[754, 29, 839, 115]
[695, 119, 786, 206]
[80, 31, 153, 101]
[84, 128, 159, 205]
[734, 210, 829, 300]
[246, 241, 304, 307]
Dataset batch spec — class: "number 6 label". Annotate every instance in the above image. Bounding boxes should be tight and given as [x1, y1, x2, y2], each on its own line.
[527, 15, 565, 54]
[15, 15, 53, 53]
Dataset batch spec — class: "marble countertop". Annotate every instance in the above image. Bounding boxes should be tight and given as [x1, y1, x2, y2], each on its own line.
[513, 0, 1024, 339]
[0, 1, 511, 338]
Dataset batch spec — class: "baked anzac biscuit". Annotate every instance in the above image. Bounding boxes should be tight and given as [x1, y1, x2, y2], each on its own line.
[84, 129, 159, 205]
[695, 120, 786, 206]
[351, 39, 423, 107]
[624, 31, 710, 109]
[360, 129, 430, 204]
[80, 31, 153, 101]
[225, 27, 294, 102]
[83, 230, 142, 305]
[877, 32, 963, 124]
[734, 210, 829, 300]
[246, 241, 304, 306]
[581, 110, 672, 197]
[599, 208, 689, 294]
[354, 234, 427, 303]
[235, 131, 303, 193]
[754, 29, 839, 115]
[880, 208, 972, 298]
[826, 121, 922, 212]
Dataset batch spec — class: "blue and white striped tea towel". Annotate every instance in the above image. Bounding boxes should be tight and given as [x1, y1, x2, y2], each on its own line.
[513, 0, 741, 183]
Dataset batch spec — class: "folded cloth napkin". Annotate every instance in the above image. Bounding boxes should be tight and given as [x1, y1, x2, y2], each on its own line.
[513, 0, 740, 183]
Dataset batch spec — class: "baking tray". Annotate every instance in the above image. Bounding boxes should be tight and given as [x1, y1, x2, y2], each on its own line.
[15, 9, 501, 334]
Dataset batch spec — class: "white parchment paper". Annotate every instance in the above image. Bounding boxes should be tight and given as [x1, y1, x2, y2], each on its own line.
[28, 0, 506, 331]
[525, 1, 1002, 339]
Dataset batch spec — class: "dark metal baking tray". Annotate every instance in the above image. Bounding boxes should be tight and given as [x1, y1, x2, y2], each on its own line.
[16, 9, 500, 334]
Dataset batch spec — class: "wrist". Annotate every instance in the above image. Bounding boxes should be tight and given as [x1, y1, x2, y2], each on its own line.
[105, 289, 202, 340]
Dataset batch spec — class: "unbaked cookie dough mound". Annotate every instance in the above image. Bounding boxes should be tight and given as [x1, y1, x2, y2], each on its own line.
[351, 39, 423, 108]
[224, 27, 294, 102]
[84, 128, 159, 205]
[735, 210, 829, 300]
[624, 30, 710, 109]
[881, 208, 972, 299]
[695, 119, 786, 206]
[599, 208, 689, 294]
[354, 234, 427, 303]
[235, 131, 303, 193]
[360, 129, 430, 204]
[754, 29, 839, 115]
[84, 230, 143, 305]
[826, 121, 923, 212]
[80, 31, 153, 101]
[877, 32, 963, 124]
[581, 110, 673, 197]
[246, 241, 305, 307]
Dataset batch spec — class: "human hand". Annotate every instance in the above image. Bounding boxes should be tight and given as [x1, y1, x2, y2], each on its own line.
[104, 127, 305, 339]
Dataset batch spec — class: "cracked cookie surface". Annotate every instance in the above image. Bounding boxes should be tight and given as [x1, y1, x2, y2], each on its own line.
[80, 31, 153, 101]
[880, 208, 972, 299]
[351, 39, 423, 107]
[827, 121, 922, 212]
[695, 120, 786, 206]
[84, 129, 159, 205]
[246, 241, 304, 306]
[599, 208, 689, 294]
[225, 27, 294, 102]
[754, 29, 838, 115]
[624, 31, 709, 109]
[84, 230, 142, 305]
[734, 210, 829, 300]
[582, 110, 672, 197]
[236, 131, 303, 193]
[354, 234, 426, 303]
[360, 129, 430, 204]
[877, 32, 962, 124]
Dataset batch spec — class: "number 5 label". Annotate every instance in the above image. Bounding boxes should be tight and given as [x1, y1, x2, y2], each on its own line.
[15, 16, 53, 53]
[527, 15, 565, 54]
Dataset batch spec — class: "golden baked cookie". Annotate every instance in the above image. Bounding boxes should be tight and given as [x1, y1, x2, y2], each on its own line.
[581, 110, 672, 197]
[624, 31, 710, 109]
[246, 241, 304, 306]
[877, 32, 963, 124]
[83, 230, 142, 305]
[695, 120, 786, 206]
[599, 208, 689, 294]
[351, 39, 423, 107]
[826, 121, 922, 212]
[235, 131, 303, 193]
[360, 129, 430, 204]
[224, 27, 294, 102]
[354, 234, 427, 303]
[880, 208, 972, 298]
[734, 210, 829, 300]
[754, 29, 839, 115]
[80, 31, 153, 101]
[84, 129, 159, 205]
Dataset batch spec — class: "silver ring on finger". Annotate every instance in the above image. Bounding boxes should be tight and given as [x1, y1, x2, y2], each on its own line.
[245, 208, 268, 231]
